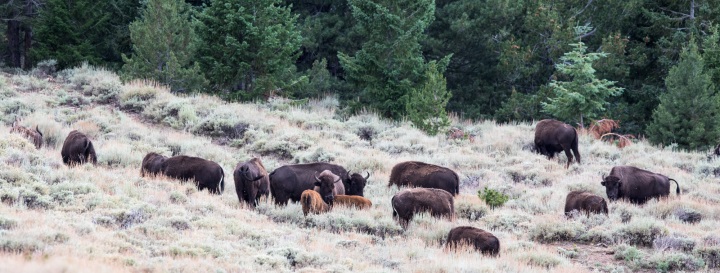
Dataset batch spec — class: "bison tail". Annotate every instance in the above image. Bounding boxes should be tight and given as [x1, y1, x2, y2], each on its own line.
[571, 131, 581, 164]
[670, 178, 680, 195]
[391, 195, 398, 218]
[218, 170, 225, 194]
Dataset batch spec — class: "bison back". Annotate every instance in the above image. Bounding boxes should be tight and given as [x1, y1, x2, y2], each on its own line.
[61, 130, 96, 165]
[388, 161, 459, 195]
[446, 226, 500, 256]
[392, 188, 454, 226]
[333, 195, 372, 209]
[611, 166, 673, 203]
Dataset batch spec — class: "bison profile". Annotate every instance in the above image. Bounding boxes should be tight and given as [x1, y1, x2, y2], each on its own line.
[10, 121, 43, 149]
[61, 130, 97, 166]
[269, 163, 351, 205]
[300, 190, 329, 216]
[445, 226, 500, 256]
[332, 195, 372, 209]
[564, 191, 608, 216]
[600, 166, 680, 204]
[233, 157, 270, 207]
[391, 188, 454, 228]
[534, 119, 580, 168]
[388, 161, 459, 195]
[142, 154, 225, 195]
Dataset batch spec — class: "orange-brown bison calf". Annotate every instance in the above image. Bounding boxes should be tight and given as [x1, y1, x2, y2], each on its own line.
[10, 121, 43, 149]
[332, 195, 372, 209]
[301, 190, 329, 216]
[445, 226, 500, 256]
[564, 191, 608, 216]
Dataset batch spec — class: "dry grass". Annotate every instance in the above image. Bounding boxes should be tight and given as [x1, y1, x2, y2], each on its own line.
[0, 68, 717, 272]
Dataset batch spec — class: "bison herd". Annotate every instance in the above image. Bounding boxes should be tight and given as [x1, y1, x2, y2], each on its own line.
[8, 117, 689, 257]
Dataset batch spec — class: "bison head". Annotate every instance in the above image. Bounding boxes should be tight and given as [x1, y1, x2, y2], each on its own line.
[314, 170, 341, 204]
[240, 165, 264, 182]
[588, 197, 609, 214]
[345, 171, 370, 196]
[601, 175, 622, 201]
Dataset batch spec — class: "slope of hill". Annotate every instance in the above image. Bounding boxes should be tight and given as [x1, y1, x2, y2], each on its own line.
[1, 65, 719, 272]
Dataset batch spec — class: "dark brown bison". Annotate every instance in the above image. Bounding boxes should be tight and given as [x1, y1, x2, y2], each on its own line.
[534, 119, 580, 168]
[300, 190, 329, 216]
[142, 154, 225, 195]
[61, 130, 97, 166]
[140, 152, 167, 176]
[333, 195, 372, 209]
[445, 226, 500, 256]
[269, 163, 349, 205]
[344, 171, 370, 197]
[391, 188, 454, 228]
[564, 191, 608, 216]
[600, 166, 680, 204]
[233, 157, 270, 207]
[388, 161, 459, 195]
[10, 121, 43, 149]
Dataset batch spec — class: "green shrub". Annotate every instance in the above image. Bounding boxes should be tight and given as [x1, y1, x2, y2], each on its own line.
[614, 219, 667, 247]
[649, 252, 705, 272]
[119, 82, 161, 112]
[0, 237, 42, 253]
[11, 75, 50, 92]
[478, 187, 509, 209]
[0, 99, 35, 124]
[519, 252, 563, 269]
[65, 63, 122, 103]
[0, 217, 18, 230]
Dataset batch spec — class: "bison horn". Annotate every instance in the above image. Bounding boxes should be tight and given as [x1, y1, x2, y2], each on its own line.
[364, 171, 370, 180]
[334, 176, 342, 183]
[314, 172, 320, 182]
[346, 170, 351, 178]
[252, 174, 264, 181]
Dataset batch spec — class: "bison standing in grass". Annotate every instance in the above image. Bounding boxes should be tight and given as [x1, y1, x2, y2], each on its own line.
[388, 161, 459, 195]
[61, 130, 97, 166]
[534, 119, 580, 168]
[141, 153, 225, 195]
[332, 195, 372, 209]
[445, 226, 500, 256]
[600, 166, 680, 204]
[269, 163, 349, 205]
[233, 158, 270, 207]
[10, 121, 43, 149]
[391, 188, 454, 228]
[300, 190, 329, 216]
[564, 191, 608, 216]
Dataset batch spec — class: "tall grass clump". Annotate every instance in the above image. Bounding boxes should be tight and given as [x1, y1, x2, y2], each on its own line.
[119, 80, 165, 112]
[64, 63, 122, 103]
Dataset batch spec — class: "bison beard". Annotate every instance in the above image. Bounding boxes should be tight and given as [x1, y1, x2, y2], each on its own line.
[534, 119, 581, 168]
[301, 190, 329, 216]
[445, 226, 500, 256]
[388, 161, 460, 195]
[61, 130, 97, 166]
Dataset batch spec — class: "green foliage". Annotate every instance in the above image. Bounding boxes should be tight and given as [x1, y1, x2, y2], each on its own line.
[647, 40, 720, 150]
[65, 63, 123, 104]
[406, 59, 452, 135]
[477, 187, 509, 209]
[121, 0, 207, 93]
[339, 0, 442, 120]
[194, 0, 302, 99]
[542, 27, 624, 126]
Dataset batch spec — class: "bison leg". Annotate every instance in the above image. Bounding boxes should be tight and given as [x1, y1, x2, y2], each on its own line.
[561, 144, 574, 169]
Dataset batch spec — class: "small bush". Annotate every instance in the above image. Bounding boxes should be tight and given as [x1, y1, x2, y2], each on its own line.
[169, 217, 191, 231]
[119, 81, 162, 112]
[292, 147, 336, 163]
[0, 99, 35, 124]
[649, 251, 705, 272]
[478, 187, 509, 209]
[0, 217, 18, 230]
[614, 219, 667, 247]
[50, 190, 75, 205]
[518, 252, 563, 269]
[0, 237, 42, 253]
[65, 63, 122, 103]
[11, 75, 50, 92]
[695, 246, 720, 268]
[653, 235, 696, 252]
[31, 59, 58, 77]
[251, 132, 313, 159]
[169, 191, 187, 204]
[529, 220, 584, 243]
[455, 201, 488, 221]
[614, 244, 645, 263]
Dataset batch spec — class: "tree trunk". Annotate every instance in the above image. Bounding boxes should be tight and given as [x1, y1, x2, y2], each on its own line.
[7, 18, 22, 67]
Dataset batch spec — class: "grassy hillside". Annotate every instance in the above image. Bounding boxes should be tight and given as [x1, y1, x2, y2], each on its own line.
[1, 65, 719, 272]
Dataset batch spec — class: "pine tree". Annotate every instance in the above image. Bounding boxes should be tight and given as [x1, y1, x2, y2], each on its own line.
[647, 40, 720, 150]
[338, 0, 440, 120]
[121, 0, 206, 93]
[406, 59, 452, 135]
[542, 27, 624, 126]
[194, 0, 302, 99]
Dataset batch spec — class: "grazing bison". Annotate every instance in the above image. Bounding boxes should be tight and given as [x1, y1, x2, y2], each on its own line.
[61, 130, 97, 166]
[158, 155, 225, 195]
[391, 188, 454, 228]
[332, 195, 372, 209]
[445, 226, 500, 256]
[269, 163, 350, 205]
[233, 158, 270, 207]
[10, 121, 42, 149]
[600, 166, 680, 204]
[300, 190, 329, 216]
[140, 152, 167, 176]
[534, 119, 581, 168]
[564, 191, 608, 216]
[388, 161, 459, 195]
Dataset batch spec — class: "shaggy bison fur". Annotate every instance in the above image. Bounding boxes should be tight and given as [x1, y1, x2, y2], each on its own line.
[564, 191, 608, 216]
[233, 157, 270, 207]
[140, 152, 167, 176]
[61, 130, 97, 166]
[534, 119, 580, 168]
[141, 153, 225, 195]
[601, 165, 680, 204]
[445, 226, 500, 256]
[10, 121, 42, 149]
[300, 190, 329, 216]
[269, 163, 349, 205]
[388, 161, 459, 195]
[332, 195, 372, 209]
[391, 188, 454, 228]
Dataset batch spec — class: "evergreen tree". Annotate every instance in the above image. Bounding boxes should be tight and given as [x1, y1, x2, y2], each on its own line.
[338, 0, 442, 120]
[542, 27, 624, 126]
[121, 0, 206, 93]
[194, 0, 302, 99]
[647, 40, 720, 150]
[406, 59, 452, 135]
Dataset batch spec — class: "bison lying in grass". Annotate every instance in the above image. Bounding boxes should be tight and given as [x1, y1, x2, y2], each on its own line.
[445, 226, 500, 256]
[332, 195, 372, 209]
[61, 130, 97, 166]
[391, 188, 454, 228]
